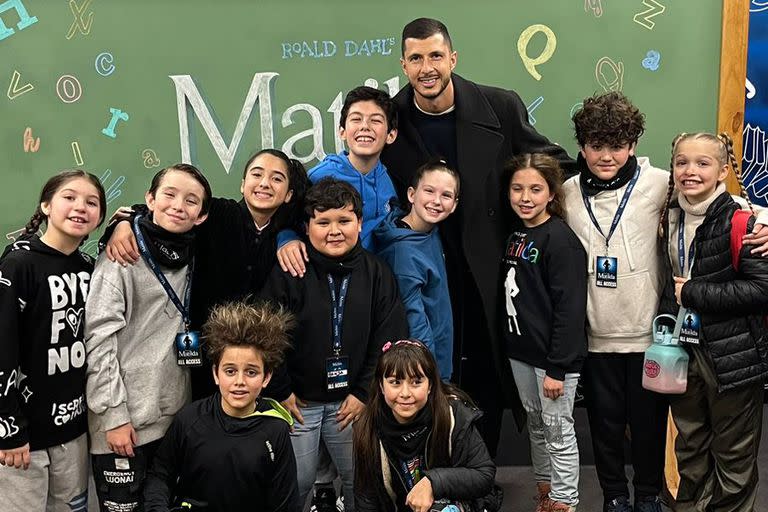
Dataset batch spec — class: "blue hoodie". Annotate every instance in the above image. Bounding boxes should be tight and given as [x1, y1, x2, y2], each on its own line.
[374, 209, 454, 380]
[277, 151, 398, 251]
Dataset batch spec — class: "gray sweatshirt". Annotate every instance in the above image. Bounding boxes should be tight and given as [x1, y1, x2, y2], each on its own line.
[85, 254, 191, 455]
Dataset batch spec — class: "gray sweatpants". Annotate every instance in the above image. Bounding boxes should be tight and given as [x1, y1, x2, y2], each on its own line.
[510, 358, 581, 507]
[0, 433, 89, 512]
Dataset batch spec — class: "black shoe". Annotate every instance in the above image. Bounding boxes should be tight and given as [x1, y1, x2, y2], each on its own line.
[635, 496, 662, 512]
[310, 487, 338, 512]
[605, 496, 633, 512]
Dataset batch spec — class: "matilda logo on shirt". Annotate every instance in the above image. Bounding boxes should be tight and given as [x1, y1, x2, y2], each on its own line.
[47, 272, 90, 375]
[505, 232, 540, 264]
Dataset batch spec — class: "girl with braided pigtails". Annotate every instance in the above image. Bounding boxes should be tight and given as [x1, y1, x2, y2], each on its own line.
[658, 132, 768, 512]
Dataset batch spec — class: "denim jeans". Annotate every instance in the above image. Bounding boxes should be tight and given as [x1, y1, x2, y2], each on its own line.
[510, 358, 580, 506]
[290, 400, 354, 511]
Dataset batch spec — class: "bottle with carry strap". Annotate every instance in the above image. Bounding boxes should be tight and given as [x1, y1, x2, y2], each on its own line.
[642, 311, 689, 394]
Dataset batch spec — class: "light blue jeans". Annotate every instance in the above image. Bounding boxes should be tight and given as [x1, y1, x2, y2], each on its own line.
[290, 401, 355, 511]
[510, 358, 580, 506]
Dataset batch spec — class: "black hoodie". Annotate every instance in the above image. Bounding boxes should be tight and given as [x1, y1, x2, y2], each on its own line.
[0, 235, 93, 450]
[260, 243, 408, 403]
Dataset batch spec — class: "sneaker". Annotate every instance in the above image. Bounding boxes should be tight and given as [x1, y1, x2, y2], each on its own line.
[309, 488, 337, 512]
[605, 496, 633, 512]
[634, 496, 662, 512]
[535, 482, 553, 512]
[550, 501, 577, 512]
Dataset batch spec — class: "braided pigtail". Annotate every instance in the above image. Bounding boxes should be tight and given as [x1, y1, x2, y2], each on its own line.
[25, 207, 46, 234]
[659, 133, 687, 236]
[718, 132, 754, 215]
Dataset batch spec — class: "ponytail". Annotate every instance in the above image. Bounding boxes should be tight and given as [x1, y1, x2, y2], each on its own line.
[25, 207, 46, 234]
[717, 132, 754, 215]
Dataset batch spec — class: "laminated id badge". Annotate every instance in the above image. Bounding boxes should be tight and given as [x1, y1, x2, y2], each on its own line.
[326, 356, 349, 391]
[596, 256, 618, 288]
[678, 309, 700, 345]
[176, 331, 203, 366]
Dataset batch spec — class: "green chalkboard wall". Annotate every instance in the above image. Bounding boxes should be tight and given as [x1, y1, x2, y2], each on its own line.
[2, 0, 722, 255]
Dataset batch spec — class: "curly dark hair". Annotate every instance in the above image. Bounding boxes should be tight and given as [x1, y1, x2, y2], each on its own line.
[203, 300, 294, 373]
[572, 92, 645, 147]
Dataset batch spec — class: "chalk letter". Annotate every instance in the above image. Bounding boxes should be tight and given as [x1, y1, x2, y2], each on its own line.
[0, 0, 38, 42]
[281, 103, 325, 163]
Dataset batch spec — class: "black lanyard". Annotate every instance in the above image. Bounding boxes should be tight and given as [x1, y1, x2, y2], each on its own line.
[581, 166, 640, 253]
[134, 215, 193, 331]
[327, 274, 350, 356]
[678, 211, 695, 276]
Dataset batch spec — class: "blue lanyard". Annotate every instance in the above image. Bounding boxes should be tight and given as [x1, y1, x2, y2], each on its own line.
[678, 211, 695, 275]
[134, 215, 193, 331]
[327, 274, 350, 355]
[581, 166, 641, 253]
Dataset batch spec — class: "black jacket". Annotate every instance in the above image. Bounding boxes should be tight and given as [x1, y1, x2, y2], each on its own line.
[0, 235, 93, 450]
[381, 74, 574, 418]
[143, 393, 299, 512]
[355, 400, 500, 512]
[260, 243, 408, 403]
[659, 192, 768, 391]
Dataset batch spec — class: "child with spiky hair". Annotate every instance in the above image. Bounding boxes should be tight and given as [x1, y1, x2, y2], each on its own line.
[144, 301, 299, 512]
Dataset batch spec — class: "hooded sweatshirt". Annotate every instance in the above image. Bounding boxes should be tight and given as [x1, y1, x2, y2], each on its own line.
[144, 394, 299, 512]
[0, 234, 94, 450]
[277, 151, 398, 251]
[374, 209, 454, 380]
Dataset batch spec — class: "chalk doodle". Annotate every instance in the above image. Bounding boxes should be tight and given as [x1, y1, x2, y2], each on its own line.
[80, 240, 98, 258]
[99, 168, 125, 205]
[584, 0, 603, 17]
[517, 24, 557, 81]
[142, 149, 160, 168]
[101, 108, 129, 138]
[71, 141, 84, 166]
[633, 0, 666, 30]
[0, 0, 37, 42]
[526, 96, 544, 125]
[65, 0, 93, 40]
[750, 0, 768, 12]
[7, 70, 33, 100]
[5, 227, 26, 242]
[569, 102, 584, 119]
[747, 78, 756, 100]
[22, 127, 39, 152]
[595, 56, 624, 92]
[56, 75, 82, 103]
[642, 50, 661, 71]
[743, 124, 768, 203]
[95, 52, 115, 76]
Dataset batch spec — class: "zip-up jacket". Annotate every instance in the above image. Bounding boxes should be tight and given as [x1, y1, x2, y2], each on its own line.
[355, 399, 499, 512]
[144, 394, 299, 512]
[0, 235, 93, 450]
[260, 243, 408, 403]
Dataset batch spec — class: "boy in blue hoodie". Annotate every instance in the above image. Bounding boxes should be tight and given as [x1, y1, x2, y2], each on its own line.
[277, 86, 399, 277]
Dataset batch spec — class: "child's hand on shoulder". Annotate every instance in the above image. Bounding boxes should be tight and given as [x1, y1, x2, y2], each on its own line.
[674, 277, 689, 306]
[0, 443, 31, 470]
[277, 241, 308, 277]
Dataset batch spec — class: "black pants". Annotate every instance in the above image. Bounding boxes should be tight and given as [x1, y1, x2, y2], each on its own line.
[671, 347, 763, 512]
[92, 440, 161, 512]
[583, 352, 668, 504]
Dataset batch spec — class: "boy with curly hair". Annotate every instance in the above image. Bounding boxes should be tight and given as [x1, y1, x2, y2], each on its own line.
[143, 301, 299, 512]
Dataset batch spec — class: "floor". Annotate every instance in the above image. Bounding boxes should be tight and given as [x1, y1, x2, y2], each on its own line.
[494, 406, 768, 511]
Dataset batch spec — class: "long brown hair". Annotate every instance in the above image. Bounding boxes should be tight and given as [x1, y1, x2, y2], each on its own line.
[503, 153, 565, 219]
[353, 340, 472, 492]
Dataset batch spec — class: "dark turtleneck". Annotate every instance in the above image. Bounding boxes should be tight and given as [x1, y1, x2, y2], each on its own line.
[578, 154, 638, 196]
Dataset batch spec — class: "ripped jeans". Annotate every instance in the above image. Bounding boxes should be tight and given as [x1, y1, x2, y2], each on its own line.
[510, 358, 580, 506]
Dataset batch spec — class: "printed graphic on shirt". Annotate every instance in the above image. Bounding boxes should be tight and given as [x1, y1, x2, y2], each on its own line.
[0, 271, 10, 287]
[51, 394, 86, 426]
[505, 265, 521, 335]
[505, 231, 540, 264]
[47, 272, 90, 375]
[0, 415, 19, 439]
